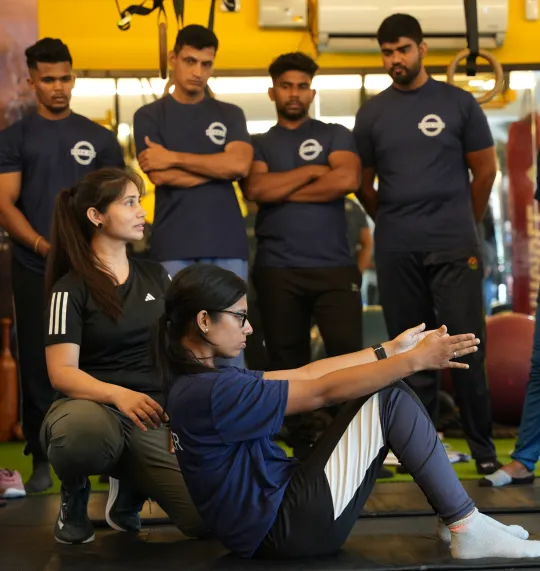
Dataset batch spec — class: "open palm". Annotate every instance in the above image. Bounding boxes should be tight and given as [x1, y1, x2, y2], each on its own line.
[393, 323, 439, 355]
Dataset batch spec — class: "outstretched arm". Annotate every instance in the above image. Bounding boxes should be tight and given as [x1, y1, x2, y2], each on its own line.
[264, 324, 480, 414]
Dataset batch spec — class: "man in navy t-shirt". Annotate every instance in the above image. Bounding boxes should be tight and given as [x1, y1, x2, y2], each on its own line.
[243, 52, 363, 456]
[133, 24, 253, 367]
[0, 38, 124, 492]
[352, 14, 500, 473]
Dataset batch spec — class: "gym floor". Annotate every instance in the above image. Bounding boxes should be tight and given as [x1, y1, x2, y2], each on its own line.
[2, 481, 540, 571]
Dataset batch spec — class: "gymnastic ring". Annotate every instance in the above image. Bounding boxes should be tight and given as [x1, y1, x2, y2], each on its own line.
[159, 21, 168, 80]
[446, 49, 504, 105]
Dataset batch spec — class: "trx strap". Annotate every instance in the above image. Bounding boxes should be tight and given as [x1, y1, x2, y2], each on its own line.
[464, 0, 479, 76]
[116, 0, 165, 31]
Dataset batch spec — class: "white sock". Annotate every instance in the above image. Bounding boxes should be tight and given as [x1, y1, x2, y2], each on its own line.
[450, 509, 540, 559]
[437, 513, 529, 544]
[482, 469, 513, 487]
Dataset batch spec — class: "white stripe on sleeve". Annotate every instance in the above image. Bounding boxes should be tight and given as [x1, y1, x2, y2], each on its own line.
[49, 292, 69, 336]
[48, 292, 57, 335]
[60, 292, 69, 335]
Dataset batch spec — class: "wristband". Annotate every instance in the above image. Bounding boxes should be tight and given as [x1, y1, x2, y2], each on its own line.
[34, 235, 43, 253]
[372, 343, 387, 360]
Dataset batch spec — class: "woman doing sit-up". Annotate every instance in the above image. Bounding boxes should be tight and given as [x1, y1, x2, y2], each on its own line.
[41, 167, 205, 544]
[153, 263, 540, 560]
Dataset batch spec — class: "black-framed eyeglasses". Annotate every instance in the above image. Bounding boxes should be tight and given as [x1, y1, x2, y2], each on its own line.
[210, 309, 249, 327]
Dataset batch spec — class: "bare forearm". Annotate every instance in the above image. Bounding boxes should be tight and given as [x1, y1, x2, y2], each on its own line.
[245, 166, 317, 202]
[287, 169, 358, 203]
[357, 248, 371, 273]
[49, 365, 122, 404]
[300, 341, 395, 380]
[172, 152, 248, 180]
[471, 174, 496, 223]
[316, 351, 417, 406]
[357, 188, 378, 220]
[0, 203, 45, 251]
[150, 168, 210, 188]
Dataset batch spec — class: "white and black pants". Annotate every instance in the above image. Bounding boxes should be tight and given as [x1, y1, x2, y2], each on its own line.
[254, 381, 474, 559]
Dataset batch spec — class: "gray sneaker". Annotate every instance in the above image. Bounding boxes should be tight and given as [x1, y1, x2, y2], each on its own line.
[105, 477, 146, 532]
[54, 478, 94, 544]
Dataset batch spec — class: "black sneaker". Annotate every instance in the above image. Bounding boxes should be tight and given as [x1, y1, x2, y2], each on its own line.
[54, 478, 94, 544]
[476, 460, 503, 475]
[105, 478, 145, 532]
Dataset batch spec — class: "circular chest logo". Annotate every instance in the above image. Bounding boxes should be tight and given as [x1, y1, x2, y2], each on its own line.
[71, 141, 97, 166]
[299, 139, 323, 161]
[206, 122, 227, 145]
[418, 114, 446, 137]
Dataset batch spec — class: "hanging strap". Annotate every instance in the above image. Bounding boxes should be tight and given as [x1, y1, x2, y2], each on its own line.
[208, 0, 217, 31]
[464, 0, 479, 76]
[117, 0, 165, 30]
[120, 0, 164, 19]
[172, 0, 184, 28]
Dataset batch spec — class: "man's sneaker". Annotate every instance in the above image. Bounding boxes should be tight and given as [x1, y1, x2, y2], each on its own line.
[54, 478, 94, 544]
[0, 470, 26, 499]
[476, 459, 503, 475]
[105, 477, 145, 532]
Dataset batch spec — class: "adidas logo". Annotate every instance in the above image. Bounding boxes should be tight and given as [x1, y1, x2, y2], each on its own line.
[145, 293, 155, 302]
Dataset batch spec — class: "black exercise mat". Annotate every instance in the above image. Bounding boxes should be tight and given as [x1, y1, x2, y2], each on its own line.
[2, 504, 540, 571]
[361, 481, 540, 517]
[7, 480, 537, 530]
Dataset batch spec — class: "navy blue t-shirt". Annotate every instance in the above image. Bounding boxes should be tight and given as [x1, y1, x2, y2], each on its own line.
[252, 119, 357, 267]
[168, 366, 297, 558]
[353, 78, 494, 252]
[0, 112, 124, 273]
[133, 95, 251, 262]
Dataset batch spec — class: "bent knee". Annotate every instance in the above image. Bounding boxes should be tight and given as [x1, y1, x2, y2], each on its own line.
[43, 400, 123, 476]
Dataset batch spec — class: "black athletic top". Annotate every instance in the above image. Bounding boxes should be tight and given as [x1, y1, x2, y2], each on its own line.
[45, 258, 170, 404]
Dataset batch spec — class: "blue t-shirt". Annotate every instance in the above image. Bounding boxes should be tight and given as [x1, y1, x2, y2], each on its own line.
[0, 112, 124, 273]
[353, 77, 494, 252]
[252, 119, 357, 268]
[167, 366, 297, 557]
[133, 95, 251, 262]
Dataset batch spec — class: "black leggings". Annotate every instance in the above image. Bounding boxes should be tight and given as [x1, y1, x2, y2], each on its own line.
[254, 381, 474, 559]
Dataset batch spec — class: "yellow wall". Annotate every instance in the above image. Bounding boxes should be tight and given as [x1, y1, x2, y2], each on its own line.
[38, 0, 540, 71]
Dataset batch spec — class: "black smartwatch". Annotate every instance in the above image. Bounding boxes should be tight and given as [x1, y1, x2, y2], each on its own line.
[372, 343, 387, 360]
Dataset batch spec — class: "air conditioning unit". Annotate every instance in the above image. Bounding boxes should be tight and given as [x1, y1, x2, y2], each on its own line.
[317, 0, 508, 53]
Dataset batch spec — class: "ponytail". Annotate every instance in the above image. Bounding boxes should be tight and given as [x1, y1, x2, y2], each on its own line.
[152, 313, 215, 406]
[45, 168, 144, 321]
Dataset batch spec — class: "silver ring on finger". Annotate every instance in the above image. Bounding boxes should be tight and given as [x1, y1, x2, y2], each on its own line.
[453, 351, 457, 359]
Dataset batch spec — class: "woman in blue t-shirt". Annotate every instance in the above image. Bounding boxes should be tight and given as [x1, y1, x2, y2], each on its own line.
[154, 264, 540, 561]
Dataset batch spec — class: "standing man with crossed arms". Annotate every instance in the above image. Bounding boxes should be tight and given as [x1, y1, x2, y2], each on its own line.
[134, 25, 252, 367]
[352, 14, 500, 474]
[244, 52, 367, 458]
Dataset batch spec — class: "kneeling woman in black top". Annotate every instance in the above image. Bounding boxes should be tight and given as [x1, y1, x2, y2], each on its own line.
[41, 167, 205, 544]
[154, 264, 540, 561]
